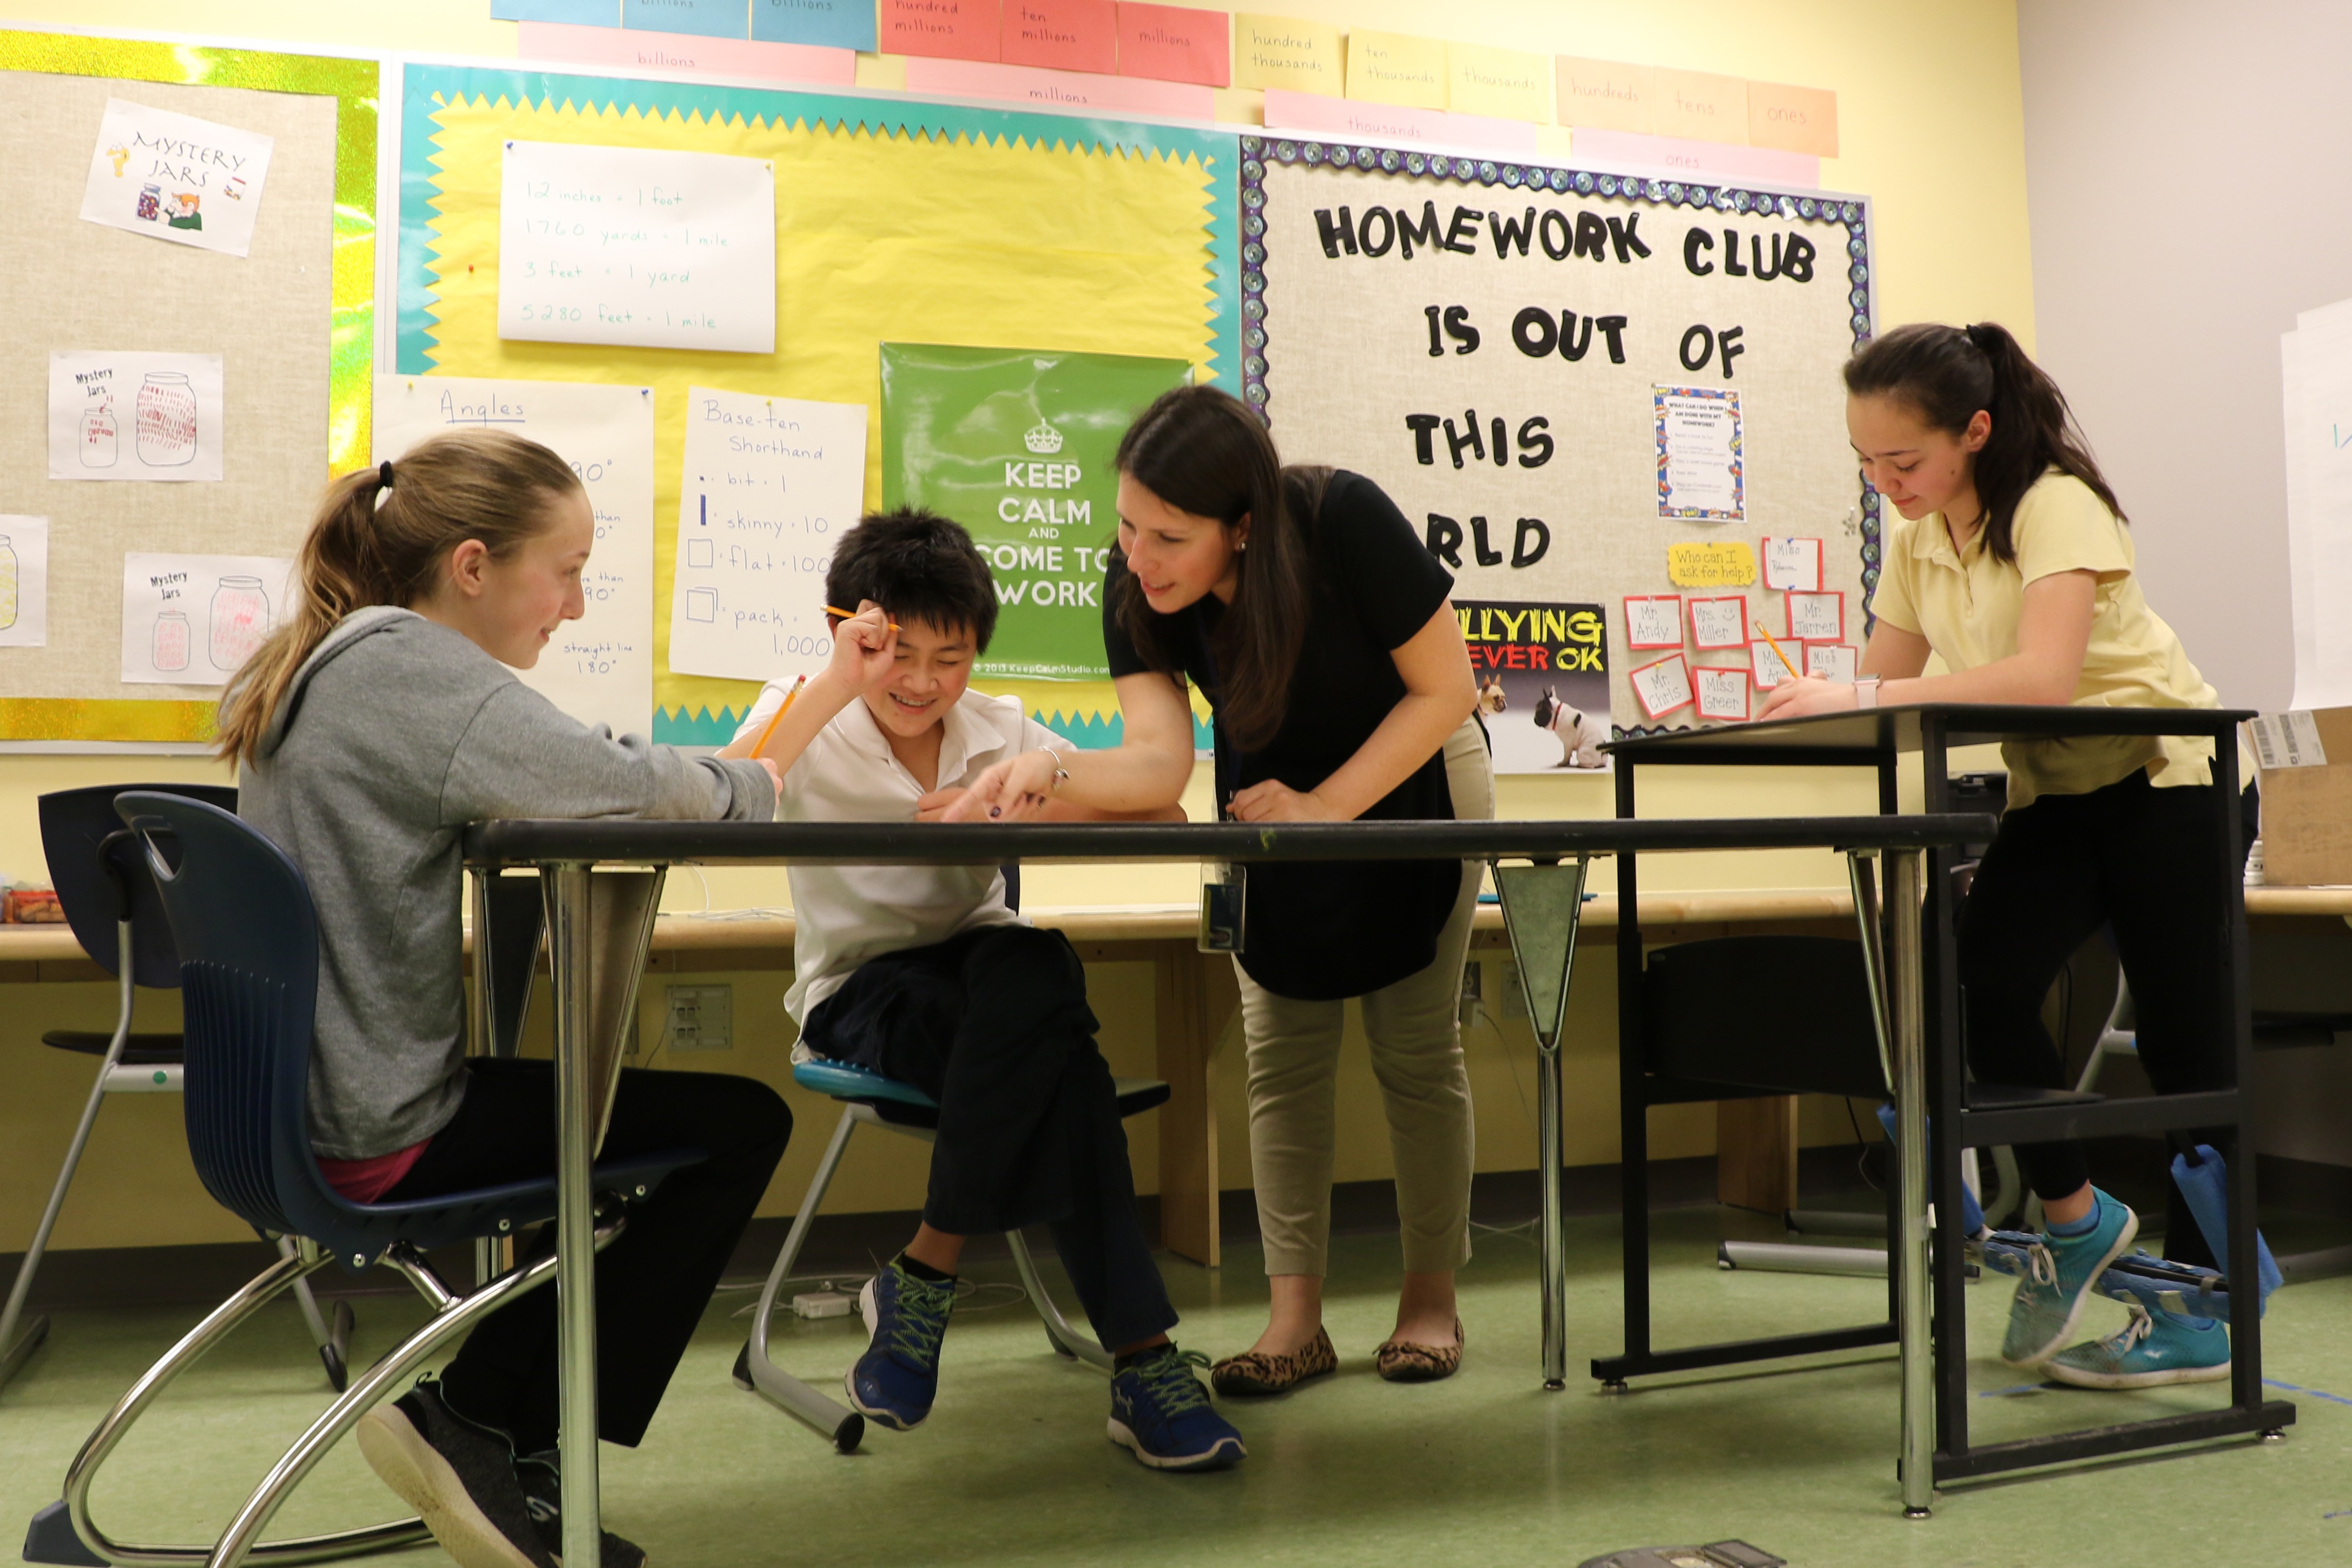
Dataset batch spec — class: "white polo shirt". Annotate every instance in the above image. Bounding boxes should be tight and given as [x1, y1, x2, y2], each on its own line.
[730, 683, 1062, 1023]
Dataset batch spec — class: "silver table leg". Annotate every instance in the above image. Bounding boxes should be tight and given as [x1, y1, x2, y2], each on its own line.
[1491, 857, 1589, 1392]
[1886, 847, 1934, 1518]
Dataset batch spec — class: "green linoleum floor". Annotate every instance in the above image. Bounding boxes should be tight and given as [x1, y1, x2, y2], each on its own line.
[7, 1209, 2352, 1567]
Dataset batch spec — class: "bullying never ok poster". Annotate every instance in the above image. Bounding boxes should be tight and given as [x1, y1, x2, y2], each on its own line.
[1462, 599, 1611, 773]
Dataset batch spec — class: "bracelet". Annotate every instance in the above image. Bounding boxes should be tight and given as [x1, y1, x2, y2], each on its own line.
[1039, 744, 1071, 792]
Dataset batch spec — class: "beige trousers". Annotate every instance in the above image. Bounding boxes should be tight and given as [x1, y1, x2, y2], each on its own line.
[1234, 717, 1495, 1277]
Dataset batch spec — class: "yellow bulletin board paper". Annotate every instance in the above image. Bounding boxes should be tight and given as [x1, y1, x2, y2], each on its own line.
[0, 30, 375, 746]
[1345, 29, 1446, 111]
[1445, 42, 1551, 125]
[1749, 80, 1839, 157]
[1651, 68, 1750, 146]
[399, 66, 1236, 748]
[1232, 13, 1343, 96]
[1554, 55, 1655, 134]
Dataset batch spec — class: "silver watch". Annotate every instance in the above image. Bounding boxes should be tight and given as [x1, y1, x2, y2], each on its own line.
[1855, 676, 1882, 709]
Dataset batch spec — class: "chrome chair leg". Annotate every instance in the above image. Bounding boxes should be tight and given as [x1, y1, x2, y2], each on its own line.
[735, 1107, 866, 1452]
[1006, 1229, 1109, 1371]
[273, 1238, 352, 1393]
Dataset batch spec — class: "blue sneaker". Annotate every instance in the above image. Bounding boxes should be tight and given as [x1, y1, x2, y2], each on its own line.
[2046, 1307, 2229, 1389]
[2000, 1190, 2138, 1368]
[1108, 1347, 1246, 1472]
[846, 1260, 957, 1431]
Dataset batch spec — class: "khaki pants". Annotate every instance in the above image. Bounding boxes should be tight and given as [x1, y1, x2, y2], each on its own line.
[1234, 717, 1495, 1277]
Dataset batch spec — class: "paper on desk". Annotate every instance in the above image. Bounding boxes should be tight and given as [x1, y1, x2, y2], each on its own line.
[375, 375, 656, 739]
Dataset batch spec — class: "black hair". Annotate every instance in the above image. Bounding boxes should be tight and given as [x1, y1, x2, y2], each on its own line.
[1112, 385, 1326, 752]
[825, 508, 999, 654]
[1843, 321, 2124, 565]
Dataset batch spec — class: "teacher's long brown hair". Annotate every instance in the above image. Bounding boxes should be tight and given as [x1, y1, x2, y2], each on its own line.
[1112, 386, 1325, 752]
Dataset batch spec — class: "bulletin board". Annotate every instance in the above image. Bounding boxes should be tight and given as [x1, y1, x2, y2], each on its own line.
[0, 32, 375, 744]
[1247, 137, 1875, 745]
[398, 64, 1238, 747]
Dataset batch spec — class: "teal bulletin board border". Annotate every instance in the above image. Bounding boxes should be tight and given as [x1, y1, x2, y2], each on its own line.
[394, 64, 1241, 385]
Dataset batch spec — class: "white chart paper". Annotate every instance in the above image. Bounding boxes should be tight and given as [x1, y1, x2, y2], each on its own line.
[80, 97, 275, 258]
[49, 351, 225, 482]
[375, 375, 657, 739]
[121, 552, 292, 686]
[668, 387, 869, 682]
[0, 517, 50, 649]
[2281, 309, 2352, 710]
[498, 140, 776, 354]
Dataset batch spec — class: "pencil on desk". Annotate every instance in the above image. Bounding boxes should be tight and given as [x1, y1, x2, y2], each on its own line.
[749, 674, 806, 758]
[826, 604, 900, 631]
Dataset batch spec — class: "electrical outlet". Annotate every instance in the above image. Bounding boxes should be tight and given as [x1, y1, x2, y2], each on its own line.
[665, 984, 733, 1051]
[1499, 960, 1528, 1019]
[1458, 960, 1484, 1029]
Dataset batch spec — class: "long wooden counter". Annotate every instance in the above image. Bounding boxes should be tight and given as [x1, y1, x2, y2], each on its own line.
[10, 884, 2348, 1264]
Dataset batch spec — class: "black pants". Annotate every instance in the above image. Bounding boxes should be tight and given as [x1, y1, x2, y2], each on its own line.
[1960, 771, 2251, 1268]
[383, 1059, 791, 1452]
[801, 924, 1177, 1352]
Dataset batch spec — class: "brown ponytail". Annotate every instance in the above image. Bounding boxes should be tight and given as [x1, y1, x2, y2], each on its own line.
[214, 428, 583, 766]
[1843, 321, 2124, 565]
[1112, 385, 1320, 752]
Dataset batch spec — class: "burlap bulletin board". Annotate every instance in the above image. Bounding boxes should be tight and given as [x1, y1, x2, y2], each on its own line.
[0, 31, 374, 744]
[1247, 139, 1875, 737]
[399, 65, 1239, 748]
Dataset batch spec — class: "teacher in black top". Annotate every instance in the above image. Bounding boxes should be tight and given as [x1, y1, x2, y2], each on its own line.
[963, 386, 1493, 1393]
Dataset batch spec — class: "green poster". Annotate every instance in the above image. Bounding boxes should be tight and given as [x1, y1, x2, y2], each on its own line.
[881, 342, 1191, 680]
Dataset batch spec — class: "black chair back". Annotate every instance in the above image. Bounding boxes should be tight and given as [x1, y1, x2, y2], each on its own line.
[1643, 935, 1887, 1100]
[39, 782, 238, 988]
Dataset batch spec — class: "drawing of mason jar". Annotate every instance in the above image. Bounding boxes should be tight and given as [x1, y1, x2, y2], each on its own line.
[135, 372, 197, 467]
[136, 183, 161, 221]
[209, 576, 270, 670]
[80, 405, 117, 468]
[153, 611, 190, 673]
[0, 536, 17, 631]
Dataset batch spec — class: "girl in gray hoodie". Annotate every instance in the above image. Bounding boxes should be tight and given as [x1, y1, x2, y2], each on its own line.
[218, 429, 789, 1568]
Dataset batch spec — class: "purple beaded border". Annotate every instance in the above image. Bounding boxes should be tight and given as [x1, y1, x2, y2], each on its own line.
[1235, 135, 1878, 739]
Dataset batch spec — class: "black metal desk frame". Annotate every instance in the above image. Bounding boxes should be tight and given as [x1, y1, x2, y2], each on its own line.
[1603, 703, 2292, 1506]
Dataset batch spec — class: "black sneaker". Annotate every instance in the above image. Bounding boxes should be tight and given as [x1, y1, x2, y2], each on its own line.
[355, 1377, 553, 1568]
[516, 1451, 648, 1568]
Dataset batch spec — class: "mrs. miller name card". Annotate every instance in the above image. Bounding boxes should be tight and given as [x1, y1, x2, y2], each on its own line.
[498, 140, 778, 354]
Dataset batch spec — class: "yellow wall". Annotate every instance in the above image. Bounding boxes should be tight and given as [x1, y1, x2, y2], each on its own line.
[0, 0, 2028, 1255]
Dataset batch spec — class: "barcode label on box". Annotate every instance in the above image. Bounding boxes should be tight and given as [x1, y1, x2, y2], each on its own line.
[2249, 711, 2328, 769]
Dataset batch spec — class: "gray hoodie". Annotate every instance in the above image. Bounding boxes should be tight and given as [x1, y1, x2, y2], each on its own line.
[237, 607, 773, 1159]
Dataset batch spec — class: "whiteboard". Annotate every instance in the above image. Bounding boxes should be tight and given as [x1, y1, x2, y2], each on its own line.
[1247, 140, 1875, 735]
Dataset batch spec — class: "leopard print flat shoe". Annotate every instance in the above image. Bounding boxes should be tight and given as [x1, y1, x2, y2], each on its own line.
[1209, 1327, 1338, 1396]
[1374, 1320, 1464, 1383]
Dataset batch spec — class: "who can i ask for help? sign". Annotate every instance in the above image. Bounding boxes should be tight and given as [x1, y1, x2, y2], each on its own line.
[880, 343, 1190, 680]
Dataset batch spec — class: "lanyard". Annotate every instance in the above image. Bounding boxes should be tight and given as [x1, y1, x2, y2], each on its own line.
[1193, 607, 1242, 816]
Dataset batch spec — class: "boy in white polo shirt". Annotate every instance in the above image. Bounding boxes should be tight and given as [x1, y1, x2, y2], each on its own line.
[722, 510, 1243, 1473]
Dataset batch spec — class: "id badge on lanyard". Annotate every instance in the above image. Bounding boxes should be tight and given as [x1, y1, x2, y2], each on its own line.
[1196, 623, 1246, 954]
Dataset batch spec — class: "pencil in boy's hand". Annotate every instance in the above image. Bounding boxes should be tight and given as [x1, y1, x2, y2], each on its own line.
[826, 604, 901, 631]
[1757, 625, 1798, 687]
[749, 674, 807, 758]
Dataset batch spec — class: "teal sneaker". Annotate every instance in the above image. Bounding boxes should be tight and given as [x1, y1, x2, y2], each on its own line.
[1108, 1347, 1246, 1472]
[2045, 1306, 2229, 1389]
[2000, 1190, 2138, 1368]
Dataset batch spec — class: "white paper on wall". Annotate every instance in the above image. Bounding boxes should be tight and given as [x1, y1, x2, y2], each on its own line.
[667, 387, 869, 682]
[0, 517, 51, 649]
[2281, 308, 2352, 711]
[374, 375, 657, 739]
[498, 140, 777, 354]
[121, 552, 292, 686]
[49, 350, 225, 482]
[80, 97, 275, 258]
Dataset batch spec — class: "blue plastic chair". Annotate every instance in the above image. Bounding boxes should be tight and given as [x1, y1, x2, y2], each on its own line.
[2, 783, 351, 1399]
[24, 792, 703, 1568]
[730, 865, 1172, 1454]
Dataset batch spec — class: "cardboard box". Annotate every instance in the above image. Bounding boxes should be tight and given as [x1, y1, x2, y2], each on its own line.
[2252, 708, 2352, 886]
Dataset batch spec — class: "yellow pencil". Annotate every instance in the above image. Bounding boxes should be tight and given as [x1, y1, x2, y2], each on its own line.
[749, 674, 807, 758]
[826, 604, 901, 631]
[1757, 624, 1799, 687]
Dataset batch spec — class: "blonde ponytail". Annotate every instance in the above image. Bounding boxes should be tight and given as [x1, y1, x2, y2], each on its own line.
[215, 429, 583, 766]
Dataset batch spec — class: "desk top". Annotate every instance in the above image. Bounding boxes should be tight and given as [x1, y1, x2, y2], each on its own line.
[462, 814, 1996, 868]
[1606, 702, 2255, 764]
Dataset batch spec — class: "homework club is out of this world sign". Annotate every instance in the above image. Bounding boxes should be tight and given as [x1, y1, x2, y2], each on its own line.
[880, 343, 1190, 680]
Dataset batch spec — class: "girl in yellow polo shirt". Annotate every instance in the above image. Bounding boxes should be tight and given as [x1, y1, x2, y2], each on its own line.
[1762, 321, 2249, 1392]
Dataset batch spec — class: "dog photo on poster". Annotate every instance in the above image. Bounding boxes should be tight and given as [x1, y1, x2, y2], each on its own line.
[1461, 598, 1611, 773]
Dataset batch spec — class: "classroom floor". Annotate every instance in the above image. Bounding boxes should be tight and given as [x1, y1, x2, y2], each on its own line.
[5, 1208, 2351, 1568]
